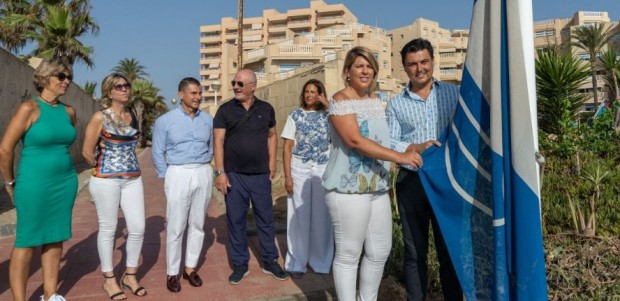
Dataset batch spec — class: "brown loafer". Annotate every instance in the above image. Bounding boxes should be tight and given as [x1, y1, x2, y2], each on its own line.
[166, 275, 181, 293]
[183, 270, 203, 287]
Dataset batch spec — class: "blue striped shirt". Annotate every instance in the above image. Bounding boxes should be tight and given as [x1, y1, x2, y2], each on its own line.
[386, 79, 459, 171]
[151, 107, 214, 178]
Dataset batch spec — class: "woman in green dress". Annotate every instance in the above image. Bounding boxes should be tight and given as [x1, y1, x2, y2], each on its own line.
[0, 59, 78, 301]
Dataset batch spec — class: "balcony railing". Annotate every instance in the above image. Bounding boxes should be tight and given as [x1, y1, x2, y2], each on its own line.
[249, 48, 266, 59]
[310, 36, 336, 45]
[275, 70, 296, 80]
[324, 53, 337, 62]
[279, 44, 313, 54]
[256, 72, 268, 82]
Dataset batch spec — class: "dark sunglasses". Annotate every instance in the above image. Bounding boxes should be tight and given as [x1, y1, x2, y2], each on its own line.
[53, 72, 73, 82]
[231, 80, 255, 88]
[113, 83, 132, 91]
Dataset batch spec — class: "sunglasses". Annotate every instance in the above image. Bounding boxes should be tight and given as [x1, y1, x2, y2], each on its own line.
[53, 72, 73, 82]
[231, 80, 256, 88]
[113, 83, 132, 91]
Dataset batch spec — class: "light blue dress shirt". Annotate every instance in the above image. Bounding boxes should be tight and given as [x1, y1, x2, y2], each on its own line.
[151, 107, 214, 178]
[386, 79, 459, 171]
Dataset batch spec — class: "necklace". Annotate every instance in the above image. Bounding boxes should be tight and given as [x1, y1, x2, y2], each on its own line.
[39, 96, 59, 106]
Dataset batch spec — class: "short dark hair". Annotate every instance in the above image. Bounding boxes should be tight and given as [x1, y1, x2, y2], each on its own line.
[400, 38, 434, 66]
[178, 77, 200, 92]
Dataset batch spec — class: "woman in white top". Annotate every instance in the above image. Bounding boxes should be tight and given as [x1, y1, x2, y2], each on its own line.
[281, 79, 333, 279]
[322, 46, 422, 301]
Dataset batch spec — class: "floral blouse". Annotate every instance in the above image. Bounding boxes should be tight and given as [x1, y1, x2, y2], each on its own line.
[321, 98, 391, 194]
[281, 108, 330, 164]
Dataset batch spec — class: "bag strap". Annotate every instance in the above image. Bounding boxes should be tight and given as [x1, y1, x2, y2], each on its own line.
[226, 105, 257, 139]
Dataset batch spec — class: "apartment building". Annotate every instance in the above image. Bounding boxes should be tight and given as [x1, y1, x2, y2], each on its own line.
[388, 11, 619, 110]
[199, 0, 360, 104]
[533, 11, 620, 109]
[388, 18, 469, 88]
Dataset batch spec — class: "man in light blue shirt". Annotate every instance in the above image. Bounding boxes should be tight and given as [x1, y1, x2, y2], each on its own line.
[386, 39, 462, 301]
[152, 77, 213, 293]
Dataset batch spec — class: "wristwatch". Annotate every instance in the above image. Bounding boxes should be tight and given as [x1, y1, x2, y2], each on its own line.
[5, 180, 15, 187]
[214, 169, 225, 177]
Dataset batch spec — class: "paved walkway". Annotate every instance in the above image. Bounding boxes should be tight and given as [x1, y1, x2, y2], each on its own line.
[0, 148, 336, 301]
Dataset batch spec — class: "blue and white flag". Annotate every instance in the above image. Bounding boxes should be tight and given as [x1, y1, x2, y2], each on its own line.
[417, 0, 547, 299]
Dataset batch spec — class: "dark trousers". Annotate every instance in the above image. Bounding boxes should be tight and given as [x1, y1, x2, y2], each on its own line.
[396, 169, 463, 301]
[225, 172, 278, 267]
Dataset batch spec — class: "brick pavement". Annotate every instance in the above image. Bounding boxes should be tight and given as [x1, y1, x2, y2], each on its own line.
[0, 148, 336, 301]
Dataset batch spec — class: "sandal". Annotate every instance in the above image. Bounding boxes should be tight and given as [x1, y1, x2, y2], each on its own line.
[102, 274, 127, 300]
[121, 272, 147, 297]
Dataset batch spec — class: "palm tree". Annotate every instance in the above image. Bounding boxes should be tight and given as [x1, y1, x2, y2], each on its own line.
[112, 58, 150, 82]
[131, 79, 167, 147]
[535, 49, 590, 136]
[0, 0, 99, 67]
[82, 80, 96, 97]
[571, 23, 613, 108]
[0, 0, 38, 52]
[598, 45, 620, 103]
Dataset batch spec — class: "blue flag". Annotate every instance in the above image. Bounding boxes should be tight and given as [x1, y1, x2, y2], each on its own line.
[417, 0, 547, 299]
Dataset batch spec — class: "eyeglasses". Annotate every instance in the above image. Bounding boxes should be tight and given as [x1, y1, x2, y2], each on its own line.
[53, 72, 73, 82]
[231, 80, 256, 88]
[113, 83, 132, 91]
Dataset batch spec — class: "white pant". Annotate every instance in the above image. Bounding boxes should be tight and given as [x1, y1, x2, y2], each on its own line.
[164, 164, 212, 275]
[89, 176, 145, 273]
[285, 157, 333, 273]
[325, 191, 392, 301]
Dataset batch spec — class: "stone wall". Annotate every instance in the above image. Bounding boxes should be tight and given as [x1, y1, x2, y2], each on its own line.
[0, 48, 100, 177]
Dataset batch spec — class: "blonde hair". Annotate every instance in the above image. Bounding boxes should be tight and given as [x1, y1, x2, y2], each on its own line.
[341, 46, 379, 92]
[32, 59, 73, 93]
[100, 73, 131, 108]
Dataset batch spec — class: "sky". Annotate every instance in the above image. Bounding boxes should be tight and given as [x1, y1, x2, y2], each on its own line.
[60, 0, 620, 105]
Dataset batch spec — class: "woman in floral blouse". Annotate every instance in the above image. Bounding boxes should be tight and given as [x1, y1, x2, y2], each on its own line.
[281, 79, 333, 279]
[322, 47, 422, 301]
[82, 73, 146, 300]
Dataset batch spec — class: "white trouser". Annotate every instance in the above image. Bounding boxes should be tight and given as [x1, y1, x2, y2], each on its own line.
[165, 164, 212, 275]
[89, 176, 145, 273]
[325, 191, 392, 301]
[285, 157, 333, 273]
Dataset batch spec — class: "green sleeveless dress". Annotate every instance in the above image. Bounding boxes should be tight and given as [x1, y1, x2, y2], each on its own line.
[13, 98, 78, 247]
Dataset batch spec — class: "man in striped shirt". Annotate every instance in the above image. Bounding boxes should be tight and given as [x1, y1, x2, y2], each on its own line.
[386, 38, 463, 301]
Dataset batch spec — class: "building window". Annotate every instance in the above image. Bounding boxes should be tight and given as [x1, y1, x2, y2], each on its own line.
[432, 30, 436, 38]
[577, 53, 590, 60]
[535, 29, 554, 38]
[383, 60, 389, 69]
[423, 28, 428, 36]
[279, 63, 301, 72]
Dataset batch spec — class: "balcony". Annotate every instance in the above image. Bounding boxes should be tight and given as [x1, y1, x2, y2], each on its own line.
[200, 56, 221, 65]
[268, 25, 287, 33]
[317, 15, 344, 26]
[256, 72, 268, 83]
[277, 44, 313, 55]
[439, 52, 461, 65]
[244, 48, 267, 65]
[309, 36, 336, 45]
[439, 68, 462, 82]
[288, 19, 312, 29]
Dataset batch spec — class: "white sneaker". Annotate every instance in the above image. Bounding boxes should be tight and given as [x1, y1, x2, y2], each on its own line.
[40, 293, 66, 301]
